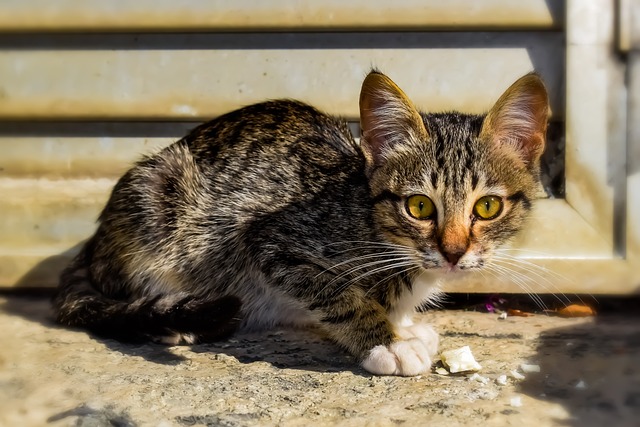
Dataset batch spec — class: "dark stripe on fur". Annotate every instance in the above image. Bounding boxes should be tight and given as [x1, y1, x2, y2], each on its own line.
[53, 248, 242, 343]
[507, 191, 532, 210]
[371, 190, 401, 205]
[322, 308, 358, 324]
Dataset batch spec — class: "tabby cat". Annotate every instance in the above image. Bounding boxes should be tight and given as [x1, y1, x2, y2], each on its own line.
[53, 71, 548, 376]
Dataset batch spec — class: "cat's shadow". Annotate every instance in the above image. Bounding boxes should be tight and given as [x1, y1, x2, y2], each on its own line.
[2, 246, 361, 373]
[0, 291, 362, 374]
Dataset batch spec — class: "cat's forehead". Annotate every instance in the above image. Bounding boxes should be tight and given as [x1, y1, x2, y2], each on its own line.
[421, 112, 484, 156]
[417, 112, 492, 192]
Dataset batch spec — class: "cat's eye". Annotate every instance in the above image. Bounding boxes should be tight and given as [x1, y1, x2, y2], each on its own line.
[405, 195, 435, 220]
[473, 196, 503, 220]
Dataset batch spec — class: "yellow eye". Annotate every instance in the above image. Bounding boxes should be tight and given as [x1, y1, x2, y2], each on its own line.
[473, 196, 503, 220]
[406, 195, 435, 220]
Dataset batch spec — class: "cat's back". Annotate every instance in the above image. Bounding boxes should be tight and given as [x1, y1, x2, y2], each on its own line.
[159, 99, 366, 211]
[186, 99, 359, 169]
[104, 100, 365, 229]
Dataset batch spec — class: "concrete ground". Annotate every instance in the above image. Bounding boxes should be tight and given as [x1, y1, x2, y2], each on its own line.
[1, 294, 639, 427]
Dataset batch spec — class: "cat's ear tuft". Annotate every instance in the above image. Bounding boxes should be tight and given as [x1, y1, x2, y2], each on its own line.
[359, 71, 428, 169]
[480, 73, 549, 167]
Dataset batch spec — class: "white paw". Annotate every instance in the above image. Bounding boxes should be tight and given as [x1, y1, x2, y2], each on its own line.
[395, 323, 439, 358]
[361, 338, 433, 376]
[151, 332, 196, 346]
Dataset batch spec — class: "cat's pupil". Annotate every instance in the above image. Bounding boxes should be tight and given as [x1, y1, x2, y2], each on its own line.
[418, 201, 424, 211]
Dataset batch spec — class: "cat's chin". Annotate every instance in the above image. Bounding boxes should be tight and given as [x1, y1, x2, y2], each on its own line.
[439, 264, 478, 276]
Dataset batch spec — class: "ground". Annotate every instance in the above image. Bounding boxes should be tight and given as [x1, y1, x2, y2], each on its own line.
[0, 295, 639, 427]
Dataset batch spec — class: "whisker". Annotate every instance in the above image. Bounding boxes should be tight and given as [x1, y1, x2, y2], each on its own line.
[329, 260, 417, 298]
[363, 265, 420, 299]
[484, 263, 549, 311]
[491, 254, 585, 306]
[493, 251, 574, 282]
[324, 256, 414, 286]
[325, 245, 415, 258]
[313, 255, 415, 301]
[314, 251, 412, 278]
[323, 240, 414, 251]
[491, 257, 573, 306]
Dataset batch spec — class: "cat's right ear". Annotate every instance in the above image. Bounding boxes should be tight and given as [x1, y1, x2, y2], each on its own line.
[480, 73, 549, 169]
[359, 71, 428, 170]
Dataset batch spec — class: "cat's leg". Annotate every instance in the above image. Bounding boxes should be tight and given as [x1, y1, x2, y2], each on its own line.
[309, 288, 435, 376]
[358, 315, 439, 376]
[142, 293, 242, 345]
[393, 322, 439, 360]
[385, 275, 441, 362]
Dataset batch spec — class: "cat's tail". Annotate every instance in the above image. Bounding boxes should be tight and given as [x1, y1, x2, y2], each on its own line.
[52, 243, 242, 343]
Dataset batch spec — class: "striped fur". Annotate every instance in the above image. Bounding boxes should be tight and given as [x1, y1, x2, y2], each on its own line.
[53, 71, 548, 376]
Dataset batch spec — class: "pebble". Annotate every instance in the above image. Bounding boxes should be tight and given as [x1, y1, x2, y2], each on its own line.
[520, 363, 541, 373]
[510, 370, 526, 380]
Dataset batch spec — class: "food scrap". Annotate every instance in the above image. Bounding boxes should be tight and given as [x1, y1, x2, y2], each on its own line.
[440, 346, 482, 373]
[507, 308, 534, 317]
[434, 367, 449, 376]
[556, 304, 596, 318]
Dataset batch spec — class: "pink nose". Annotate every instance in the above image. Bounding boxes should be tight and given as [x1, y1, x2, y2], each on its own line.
[443, 250, 465, 266]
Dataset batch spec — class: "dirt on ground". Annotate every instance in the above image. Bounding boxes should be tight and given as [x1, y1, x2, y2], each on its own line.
[0, 294, 638, 427]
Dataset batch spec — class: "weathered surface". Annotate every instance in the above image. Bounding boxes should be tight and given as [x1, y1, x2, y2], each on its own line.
[0, 295, 638, 426]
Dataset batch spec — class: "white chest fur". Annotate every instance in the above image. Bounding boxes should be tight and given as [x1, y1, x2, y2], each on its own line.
[388, 271, 444, 327]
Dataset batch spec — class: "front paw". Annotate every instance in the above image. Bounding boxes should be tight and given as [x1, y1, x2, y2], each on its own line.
[361, 339, 433, 376]
[395, 323, 439, 359]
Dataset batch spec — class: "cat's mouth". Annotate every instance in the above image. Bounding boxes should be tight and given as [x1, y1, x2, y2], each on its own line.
[421, 253, 486, 274]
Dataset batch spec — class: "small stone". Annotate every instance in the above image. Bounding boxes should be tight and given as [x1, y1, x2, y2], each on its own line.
[468, 373, 489, 384]
[520, 363, 540, 374]
[498, 312, 508, 320]
[575, 380, 587, 389]
[510, 396, 523, 407]
[520, 364, 541, 373]
[510, 370, 525, 380]
[496, 374, 508, 386]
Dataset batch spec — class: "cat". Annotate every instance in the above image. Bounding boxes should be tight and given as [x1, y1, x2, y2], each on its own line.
[52, 70, 549, 376]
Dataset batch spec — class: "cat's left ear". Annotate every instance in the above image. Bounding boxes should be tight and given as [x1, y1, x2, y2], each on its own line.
[359, 71, 428, 170]
[480, 73, 549, 168]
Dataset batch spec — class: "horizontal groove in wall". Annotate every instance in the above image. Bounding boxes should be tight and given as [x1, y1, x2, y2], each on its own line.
[0, 31, 563, 50]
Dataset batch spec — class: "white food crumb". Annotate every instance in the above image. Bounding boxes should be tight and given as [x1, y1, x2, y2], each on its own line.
[498, 312, 508, 320]
[575, 380, 587, 389]
[496, 374, 508, 386]
[435, 367, 450, 376]
[440, 346, 482, 373]
[520, 363, 541, 373]
[510, 370, 526, 380]
[510, 396, 523, 407]
[468, 373, 489, 384]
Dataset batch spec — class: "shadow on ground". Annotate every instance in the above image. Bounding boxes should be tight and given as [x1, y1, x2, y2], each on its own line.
[0, 293, 358, 374]
[518, 314, 640, 426]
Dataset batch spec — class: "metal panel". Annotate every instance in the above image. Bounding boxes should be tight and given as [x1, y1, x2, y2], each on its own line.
[0, 33, 564, 121]
[0, 0, 564, 32]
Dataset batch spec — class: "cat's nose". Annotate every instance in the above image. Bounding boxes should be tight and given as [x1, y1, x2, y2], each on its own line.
[443, 250, 465, 266]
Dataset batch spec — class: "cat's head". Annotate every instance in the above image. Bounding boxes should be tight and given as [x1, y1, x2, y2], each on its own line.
[359, 70, 549, 272]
